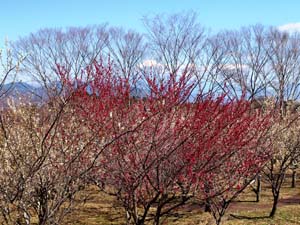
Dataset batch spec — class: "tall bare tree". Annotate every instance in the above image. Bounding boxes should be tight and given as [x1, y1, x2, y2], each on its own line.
[264, 28, 300, 115]
[105, 27, 146, 86]
[143, 11, 205, 76]
[11, 25, 108, 101]
[216, 25, 271, 100]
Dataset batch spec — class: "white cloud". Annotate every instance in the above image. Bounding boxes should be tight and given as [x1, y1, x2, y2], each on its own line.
[139, 59, 164, 68]
[278, 23, 300, 33]
[222, 63, 248, 71]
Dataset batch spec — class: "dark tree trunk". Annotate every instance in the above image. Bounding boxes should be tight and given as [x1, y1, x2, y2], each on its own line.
[204, 200, 211, 212]
[291, 171, 296, 188]
[37, 187, 49, 225]
[204, 182, 211, 212]
[215, 209, 226, 225]
[269, 192, 279, 218]
[256, 175, 261, 202]
[153, 206, 162, 225]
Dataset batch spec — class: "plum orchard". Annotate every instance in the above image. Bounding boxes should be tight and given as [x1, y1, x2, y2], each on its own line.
[62, 61, 273, 225]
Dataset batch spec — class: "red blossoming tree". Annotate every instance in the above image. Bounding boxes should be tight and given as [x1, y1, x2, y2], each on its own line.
[62, 60, 273, 225]
[186, 96, 273, 224]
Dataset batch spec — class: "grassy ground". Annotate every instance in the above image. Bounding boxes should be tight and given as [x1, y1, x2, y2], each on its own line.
[63, 181, 300, 225]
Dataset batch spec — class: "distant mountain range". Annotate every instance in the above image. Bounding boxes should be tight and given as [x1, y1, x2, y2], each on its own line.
[0, 82, 50, 105]
[0, 81, 147, 105]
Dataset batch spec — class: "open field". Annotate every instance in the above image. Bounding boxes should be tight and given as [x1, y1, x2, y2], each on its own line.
[62, 180, 300, 225]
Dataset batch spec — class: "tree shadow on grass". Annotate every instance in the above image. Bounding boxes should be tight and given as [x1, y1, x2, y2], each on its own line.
[230, 214, 270, 220]
[233, 200, 258, 203]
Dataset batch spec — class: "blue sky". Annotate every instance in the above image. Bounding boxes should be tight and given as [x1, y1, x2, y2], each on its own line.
[1, 0, 300, 47]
